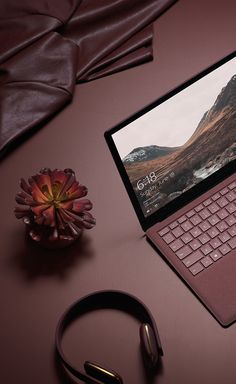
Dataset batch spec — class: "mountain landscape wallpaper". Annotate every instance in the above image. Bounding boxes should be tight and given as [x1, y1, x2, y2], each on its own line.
[122, 73, 236, 215]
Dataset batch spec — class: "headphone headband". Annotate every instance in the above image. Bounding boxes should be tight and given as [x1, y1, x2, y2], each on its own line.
[55, 290, 163, 383]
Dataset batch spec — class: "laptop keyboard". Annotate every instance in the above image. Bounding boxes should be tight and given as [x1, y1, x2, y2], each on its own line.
[158, 179, 236, 276]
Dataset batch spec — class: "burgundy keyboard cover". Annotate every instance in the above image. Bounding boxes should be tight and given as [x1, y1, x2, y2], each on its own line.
[147, 173, 236, 327]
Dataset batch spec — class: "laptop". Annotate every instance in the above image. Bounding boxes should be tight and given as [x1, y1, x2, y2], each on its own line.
[105, 51, 236, 327]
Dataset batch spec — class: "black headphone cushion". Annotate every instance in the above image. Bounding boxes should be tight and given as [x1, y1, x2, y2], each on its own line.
[139, 323, 159, 369]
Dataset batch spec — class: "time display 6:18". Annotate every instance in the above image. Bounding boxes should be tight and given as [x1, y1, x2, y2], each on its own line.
[137, 172, 157, 190]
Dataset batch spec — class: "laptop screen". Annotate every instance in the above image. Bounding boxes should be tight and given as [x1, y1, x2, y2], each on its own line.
[110, 54, 236, 220]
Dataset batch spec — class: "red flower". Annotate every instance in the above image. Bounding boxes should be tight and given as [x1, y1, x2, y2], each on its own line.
[14, 168, 95, 246]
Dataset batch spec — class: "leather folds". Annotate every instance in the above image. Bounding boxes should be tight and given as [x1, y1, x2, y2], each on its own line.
[0, 0, 177, 157]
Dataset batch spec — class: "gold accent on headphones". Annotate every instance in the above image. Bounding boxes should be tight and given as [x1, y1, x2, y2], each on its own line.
[85, 361, 123, 383]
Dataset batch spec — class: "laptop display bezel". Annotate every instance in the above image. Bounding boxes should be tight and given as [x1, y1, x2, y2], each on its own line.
[104, 51, 236, 231]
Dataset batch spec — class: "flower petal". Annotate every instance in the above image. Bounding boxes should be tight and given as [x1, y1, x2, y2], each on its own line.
[81, 212, 96, 228]
[19, 178, 32, 195]
[62, 208, 96, 230]
[14, 206, 31, 219]
[67, 185, 88, 200]
[31, 203, 50, 217]
[58, 208, 76, 224]
[58, 201, 73, 210]
[28, 177, 49, 203]
[15, 194, 28, 205]
[17, 191, 35, 205]
[32, 173, 53, 197]
[67, 222, 82, 237]
[58, 172, 76, 198]
[50, 169, 69, 198]
[42, 205, 56, 227]
[72, 199, 93, 213]
[55, 210, 66, 230]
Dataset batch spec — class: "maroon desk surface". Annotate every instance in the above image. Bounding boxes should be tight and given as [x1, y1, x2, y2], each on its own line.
[1, 1, 236, 383]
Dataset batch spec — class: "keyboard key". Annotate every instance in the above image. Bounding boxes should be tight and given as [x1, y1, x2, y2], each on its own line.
[183, 250, 204, 267]
[189, 239, 201, 251]
[218, 197, 228, 208]
[189, 262, 204, 276]
[181, 232, 193, 244]
[225, 215, 236, 226]
[228, 237, 236, 250]
[186, 209, 195, 218]
[216, 221, 228, 232]
[195, 204, 204, 212]
[199, 209, 211, 220]
[169, 239, 184, 252]
[226, 203, 236, 214]
[220, 187, 229, 195]
[217, 208, 229, 220]
[169, 221, 178, 230]
[203, 198, 212, 207]
[210, 250, 222, 261]
[190, 215, 202, 226]
[199, 233, 211, 244]
[201, 244, 213, 255]
[208, 203, 220, 214]
[158, 227, 169, 237]
[190, 227, 202, 238]
[178, 215, 187, 224]
[210, 238, 222, 249]
[208, 214, 220, 226]
[207, 227, 219, 238]
[176, 245, 191, 260]
[172, 226, 184, 238]
[163, 233, 175, 244]
[228, 225, 236, 237]
[219, 243, 231, 255]
[228, 181, 236, 190]
[181, 220, 193, 232]
[201, 256, 213, 268]
[219, 232, 231, 243]
[212, 192, 221, 201]
[199, 221, 211, 231]
[226, 191, 236, 202]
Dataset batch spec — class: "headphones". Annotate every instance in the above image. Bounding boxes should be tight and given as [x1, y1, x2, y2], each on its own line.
[55, 290, 163, 384]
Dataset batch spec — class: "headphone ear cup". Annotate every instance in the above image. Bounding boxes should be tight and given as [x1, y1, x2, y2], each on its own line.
[139, 323, 159, 369]
[84, 361, 123, 384]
